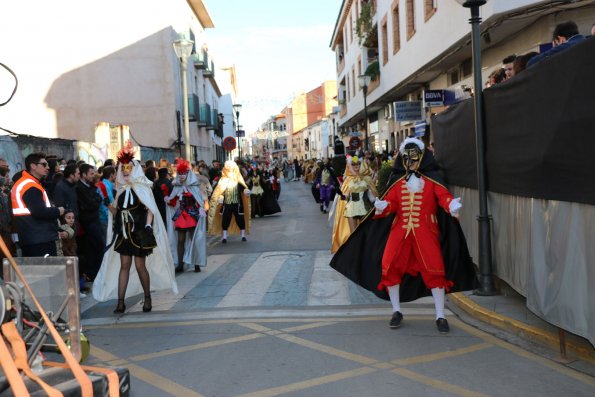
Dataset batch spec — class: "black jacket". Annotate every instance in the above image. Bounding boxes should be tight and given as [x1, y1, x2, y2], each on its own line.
[76, 180, 102, 224]
[152, 177, 173, 223]
[53, 179, 79, 217]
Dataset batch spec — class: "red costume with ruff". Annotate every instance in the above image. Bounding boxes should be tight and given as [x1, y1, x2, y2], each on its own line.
[375, 176, 455, 291]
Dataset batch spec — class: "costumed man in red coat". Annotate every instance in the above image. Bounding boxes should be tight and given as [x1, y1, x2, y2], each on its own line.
[330, 137, 477, 334]
[373, 137, 462, 333]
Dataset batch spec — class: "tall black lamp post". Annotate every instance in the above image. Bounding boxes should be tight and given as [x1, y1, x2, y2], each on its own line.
[456, 0, 496, 295]
[358, 74, 371, 152]
[233, 103, 242, 159]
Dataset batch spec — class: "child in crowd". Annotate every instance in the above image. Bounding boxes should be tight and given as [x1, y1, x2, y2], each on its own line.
[56, 210, 76, 256]
[59, 210, 77, 257]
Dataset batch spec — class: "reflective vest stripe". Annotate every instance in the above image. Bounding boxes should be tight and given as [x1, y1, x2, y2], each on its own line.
[11, 174, 51, 217]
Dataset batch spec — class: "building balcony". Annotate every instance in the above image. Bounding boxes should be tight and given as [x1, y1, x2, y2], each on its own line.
[211, 108, 219, 129]
[203, 60, 215, 78]
[367, 78, 380, 94]
[337, 57, 345, 74]
[188, 94, 199, 121]
[193, 50, 208, 70]
[198, 103, 212, 126]
[340, 103, 347, 117]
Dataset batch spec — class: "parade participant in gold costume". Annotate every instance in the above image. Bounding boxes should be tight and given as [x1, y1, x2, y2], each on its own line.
[208, 161, 251, 243]
[330, 155, 377, 252]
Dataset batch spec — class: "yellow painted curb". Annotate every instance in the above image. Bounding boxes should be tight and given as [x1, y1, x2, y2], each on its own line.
[449, 292, 595, 364]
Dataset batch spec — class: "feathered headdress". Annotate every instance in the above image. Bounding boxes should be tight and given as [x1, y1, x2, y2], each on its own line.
[116, 140, 136, 172]
[175, 158, 191, 174]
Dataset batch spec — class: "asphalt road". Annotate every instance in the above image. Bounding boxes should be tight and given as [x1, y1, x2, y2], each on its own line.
[81, 180, 595, 397]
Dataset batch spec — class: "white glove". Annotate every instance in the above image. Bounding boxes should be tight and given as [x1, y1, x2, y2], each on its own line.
[367, 191, 376, 203]
[244, 189, 251, 196]
[374, 200, 388, 212]
[164, 196, 170, 203]
[217, 196, 224, 204]
[199, 208, 206, 217]
[269, 177, 275, 183]
[449, 197, 462, 217]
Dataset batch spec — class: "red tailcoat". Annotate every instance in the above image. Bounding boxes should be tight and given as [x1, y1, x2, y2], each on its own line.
[375, 176, 455, 290]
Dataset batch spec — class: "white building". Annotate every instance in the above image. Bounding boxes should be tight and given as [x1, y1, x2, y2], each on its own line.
[330, 0, 595, 152]
[1, 0, 231, 164]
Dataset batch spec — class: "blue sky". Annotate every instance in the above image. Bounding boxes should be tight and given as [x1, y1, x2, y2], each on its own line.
[205, 0, 342, 132]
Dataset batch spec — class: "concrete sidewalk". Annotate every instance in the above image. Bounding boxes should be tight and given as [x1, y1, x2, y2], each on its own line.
[447, 282, 595, 371]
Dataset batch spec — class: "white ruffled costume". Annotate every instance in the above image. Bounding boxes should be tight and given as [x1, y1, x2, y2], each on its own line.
[166, 170, 207, 269]
[93, 161, 178, 301]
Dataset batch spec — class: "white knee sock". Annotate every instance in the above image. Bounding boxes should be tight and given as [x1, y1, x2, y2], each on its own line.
[431, 287, 445, 319]
[387, 285, 401, 313]
[241, 230, 245, 237]
[223, 230, 227, 239]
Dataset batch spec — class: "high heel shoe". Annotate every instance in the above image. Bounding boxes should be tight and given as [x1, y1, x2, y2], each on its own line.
[142, 295, 152, 312]
[113, 299, 126, 314]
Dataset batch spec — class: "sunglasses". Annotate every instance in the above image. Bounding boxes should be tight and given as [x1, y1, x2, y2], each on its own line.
[35, 162, 49, 167]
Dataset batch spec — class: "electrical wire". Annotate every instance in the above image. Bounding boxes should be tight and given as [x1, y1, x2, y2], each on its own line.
[0, 62, 17, 106]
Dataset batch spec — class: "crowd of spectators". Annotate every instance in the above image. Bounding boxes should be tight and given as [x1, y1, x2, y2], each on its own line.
[486, 21, 588, 88]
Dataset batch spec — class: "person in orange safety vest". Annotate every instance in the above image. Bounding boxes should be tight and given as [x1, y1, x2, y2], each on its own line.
[11, 152, 65, 257]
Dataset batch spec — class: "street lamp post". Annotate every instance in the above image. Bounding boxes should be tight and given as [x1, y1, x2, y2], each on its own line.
[456, 0, 496, 295]
[358, 74, 371, 152]
[173, 38, 194, 161]
[233, 103, 242, 159]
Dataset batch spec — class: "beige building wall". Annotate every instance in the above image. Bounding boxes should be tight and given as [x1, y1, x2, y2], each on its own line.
[1, 0, 218, 157]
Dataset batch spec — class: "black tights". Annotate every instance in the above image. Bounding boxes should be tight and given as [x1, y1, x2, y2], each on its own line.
[117, 255, 151, 299]
[176, 229, 194, 266]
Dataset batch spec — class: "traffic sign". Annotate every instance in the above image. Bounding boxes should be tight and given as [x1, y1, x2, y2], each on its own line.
[223, 136, 237, 151]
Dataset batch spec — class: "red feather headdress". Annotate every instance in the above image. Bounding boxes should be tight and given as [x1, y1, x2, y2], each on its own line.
[117, 140, 136, 172]
[175, 158, 191, 174]
[116, 140, 136, 164]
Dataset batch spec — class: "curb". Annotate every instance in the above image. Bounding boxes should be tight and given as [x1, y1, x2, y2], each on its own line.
[449, 292, 595, 365]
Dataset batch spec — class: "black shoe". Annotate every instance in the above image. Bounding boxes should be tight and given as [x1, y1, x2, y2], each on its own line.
[142, 295, 152, 313]
[320, 204, 323, 212]
[175, 265, 184, 273]
[242, 237, 247, 242]
[436, 318, 450, 334]
[389, 311, 403, 328]
[222, 238, 227, 244]
[194, 265, 201, 273]
[113, 299, 125, 314]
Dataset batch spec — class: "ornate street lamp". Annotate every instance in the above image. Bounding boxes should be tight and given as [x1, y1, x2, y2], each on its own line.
[233, 103, 242, 159]
[455, 0, 496, 295]
[173, 38, 194, 161]
[358, 74, 371, 152]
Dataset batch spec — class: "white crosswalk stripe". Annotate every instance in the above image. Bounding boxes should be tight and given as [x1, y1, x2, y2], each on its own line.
[217, 252, 287, 307]
[307, 250, 350, 306]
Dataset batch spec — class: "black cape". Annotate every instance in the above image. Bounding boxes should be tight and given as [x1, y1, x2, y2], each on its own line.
[329, 150, 478, 302]
[260, 177, 281, 216]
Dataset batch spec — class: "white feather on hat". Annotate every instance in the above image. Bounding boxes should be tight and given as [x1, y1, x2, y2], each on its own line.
[399, 137, 425, 154]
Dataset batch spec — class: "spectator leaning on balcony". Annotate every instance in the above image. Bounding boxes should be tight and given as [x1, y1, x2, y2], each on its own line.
[528, 21, 585, 68]
[502, 54, 516, 81]
[11, 152, 64, 257]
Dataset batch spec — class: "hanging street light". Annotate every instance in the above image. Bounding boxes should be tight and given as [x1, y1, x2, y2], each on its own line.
[173, 38, 194, 161]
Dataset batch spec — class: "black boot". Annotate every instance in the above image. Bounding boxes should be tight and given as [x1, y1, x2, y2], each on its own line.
[113, 299, 126, 314]
[175, 264, 184, 273]
[194, 265, 201, 273]
[142, 295, 152, 313]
